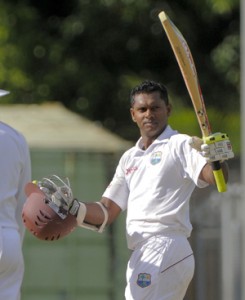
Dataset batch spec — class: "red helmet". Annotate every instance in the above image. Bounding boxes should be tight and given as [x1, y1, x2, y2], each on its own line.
[22, 182, 77, 241]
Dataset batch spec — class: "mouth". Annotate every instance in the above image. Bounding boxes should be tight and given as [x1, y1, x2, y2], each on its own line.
[143, 120, 158, 127]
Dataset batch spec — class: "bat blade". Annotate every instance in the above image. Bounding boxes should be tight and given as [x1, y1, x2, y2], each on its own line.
[158, 11, 227, 192]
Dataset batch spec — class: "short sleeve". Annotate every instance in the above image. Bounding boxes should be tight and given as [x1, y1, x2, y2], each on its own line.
[102, 155, 129, 211]
[170, 135, 209, 188]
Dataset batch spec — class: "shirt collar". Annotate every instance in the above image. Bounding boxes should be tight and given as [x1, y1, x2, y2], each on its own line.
[136, 125, 179, 150]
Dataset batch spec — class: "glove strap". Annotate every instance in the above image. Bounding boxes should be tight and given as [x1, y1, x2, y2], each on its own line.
[96, 202, 108, 233]
[76, 202, 87, 226]
[75, 202, 108, 233]
[69, 199, 81, 216]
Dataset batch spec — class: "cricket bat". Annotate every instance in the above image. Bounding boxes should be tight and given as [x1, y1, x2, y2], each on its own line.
[158, 11, 227, 192]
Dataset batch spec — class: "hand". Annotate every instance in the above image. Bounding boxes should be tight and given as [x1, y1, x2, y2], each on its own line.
[189, 132, 234, 163]
[34, 175, 75, 218]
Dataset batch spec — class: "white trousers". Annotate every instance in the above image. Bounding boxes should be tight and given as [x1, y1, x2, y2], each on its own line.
[125, 234, 194, 300]
[0, 227, 24, 300]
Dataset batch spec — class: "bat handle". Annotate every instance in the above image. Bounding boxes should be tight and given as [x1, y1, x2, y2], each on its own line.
[211, 161, 227, 192]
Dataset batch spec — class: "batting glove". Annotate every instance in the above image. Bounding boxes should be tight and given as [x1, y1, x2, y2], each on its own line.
[189, 132, 234, 163]
[34, 175, 79, 218]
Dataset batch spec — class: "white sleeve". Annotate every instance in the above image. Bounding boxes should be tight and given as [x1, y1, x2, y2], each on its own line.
[102, 155, 129, 211]
[185, 140, 209, 188]
[173, 135, 208, 188]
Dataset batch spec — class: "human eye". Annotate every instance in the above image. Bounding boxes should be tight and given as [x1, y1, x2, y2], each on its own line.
[151, 105, 160, 112]
[138, 107, 146, 113]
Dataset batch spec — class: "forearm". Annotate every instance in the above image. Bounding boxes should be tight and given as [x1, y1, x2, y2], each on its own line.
[83, 202, 106, 226]
[75, 201, 108, 233]
[76, 197, 121, 228]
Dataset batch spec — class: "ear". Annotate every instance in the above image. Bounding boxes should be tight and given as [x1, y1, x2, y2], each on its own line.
[166, 103, 172, 117]
[130, 107, 137, 122]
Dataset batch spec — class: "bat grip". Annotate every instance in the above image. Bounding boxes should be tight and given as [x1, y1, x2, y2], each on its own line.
[211, 161, 227, 193]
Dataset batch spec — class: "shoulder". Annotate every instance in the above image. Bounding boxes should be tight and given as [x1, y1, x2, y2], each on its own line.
[167, 133, 193, 156]
[158, 126, 190, 146]
[119, 145, 137, 162]
[169, 133, 190, 143]
[0, 122, 28, 146]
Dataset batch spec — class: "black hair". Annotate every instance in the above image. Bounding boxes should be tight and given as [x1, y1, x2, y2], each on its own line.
[130, 80, 169, 107]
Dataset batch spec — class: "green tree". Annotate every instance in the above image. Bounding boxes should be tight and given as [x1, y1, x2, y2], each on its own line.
[0, 0, 240, 142]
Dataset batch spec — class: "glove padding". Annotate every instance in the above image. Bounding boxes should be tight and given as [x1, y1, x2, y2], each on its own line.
[36, 175, 76, 218]
[189, 132, 234, 163]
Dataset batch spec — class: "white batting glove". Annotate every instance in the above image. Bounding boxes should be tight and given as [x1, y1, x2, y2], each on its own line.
[189, 132, 234, 163]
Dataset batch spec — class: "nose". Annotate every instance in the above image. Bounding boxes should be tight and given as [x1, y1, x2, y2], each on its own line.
[145, 108, 153, 118]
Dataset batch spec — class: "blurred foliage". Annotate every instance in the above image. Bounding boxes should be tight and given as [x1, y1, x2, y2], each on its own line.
[169, 105, 240, 155]
[0, 0, 240, 149]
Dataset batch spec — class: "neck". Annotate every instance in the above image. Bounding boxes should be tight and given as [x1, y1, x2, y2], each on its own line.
[141, 138, 154, 150]
[141, 126, 167, 150]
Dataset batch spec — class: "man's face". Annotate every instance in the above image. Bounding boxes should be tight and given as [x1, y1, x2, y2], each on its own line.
[130, 91, 172, 140]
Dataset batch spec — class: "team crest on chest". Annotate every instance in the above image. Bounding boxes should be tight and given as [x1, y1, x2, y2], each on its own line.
[137, 273, 151, 288]
[150, 151, 162, 165]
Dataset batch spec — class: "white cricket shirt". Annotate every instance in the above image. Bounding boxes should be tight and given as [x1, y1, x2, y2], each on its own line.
[0, 122, 31, 243]
[103, 125, 208, 250]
